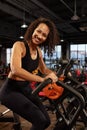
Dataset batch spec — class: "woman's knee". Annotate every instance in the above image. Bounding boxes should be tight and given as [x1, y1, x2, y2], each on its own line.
[38, 117, 50, 129]
[44, 119, 51, 129]
[31, 116, 50, 130]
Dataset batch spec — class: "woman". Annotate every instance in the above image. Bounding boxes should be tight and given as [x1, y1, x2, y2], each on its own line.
[0, 17, 60, 130]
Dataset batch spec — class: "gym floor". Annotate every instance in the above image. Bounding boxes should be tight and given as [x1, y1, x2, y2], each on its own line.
[0, 79, 85, 130]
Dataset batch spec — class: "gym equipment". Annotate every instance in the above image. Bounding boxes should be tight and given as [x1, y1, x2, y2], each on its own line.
[32, 59, 87, 130]
[0, 106, 22, 130]
[0, 59, 87, 130]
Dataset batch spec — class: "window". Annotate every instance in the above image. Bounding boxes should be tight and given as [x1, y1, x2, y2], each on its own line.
[41, 45, 61, 69]
[70, 44, 87, 67]
[6, 48, 12, 65]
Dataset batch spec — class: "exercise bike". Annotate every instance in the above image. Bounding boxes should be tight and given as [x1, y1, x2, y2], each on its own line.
[32, 59, 87, 130]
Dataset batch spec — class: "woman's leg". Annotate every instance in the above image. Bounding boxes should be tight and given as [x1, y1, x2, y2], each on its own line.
[29, 94, 51, 129]
[1, 91, 50, 130]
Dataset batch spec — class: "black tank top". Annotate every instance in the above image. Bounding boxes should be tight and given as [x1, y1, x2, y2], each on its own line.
[22, 40, 39, 73]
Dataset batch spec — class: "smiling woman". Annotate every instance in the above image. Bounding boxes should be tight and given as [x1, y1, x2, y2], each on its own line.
[31, 23, 50, 45]
[0, 17, 60, 130]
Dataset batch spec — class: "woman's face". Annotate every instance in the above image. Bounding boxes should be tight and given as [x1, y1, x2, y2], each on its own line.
[32, 23, 50, 45]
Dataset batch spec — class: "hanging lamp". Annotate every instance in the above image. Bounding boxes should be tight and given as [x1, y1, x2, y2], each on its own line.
[71, 0, 80, 20]
[21, 2, 28, 28]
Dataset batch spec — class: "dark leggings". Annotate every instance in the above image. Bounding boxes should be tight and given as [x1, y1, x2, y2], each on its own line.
[0, 78, 50, 130]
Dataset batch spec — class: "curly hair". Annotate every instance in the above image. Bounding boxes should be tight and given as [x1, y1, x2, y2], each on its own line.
[24, 17, 60, 55]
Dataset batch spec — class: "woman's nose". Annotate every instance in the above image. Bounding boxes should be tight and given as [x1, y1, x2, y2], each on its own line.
[37, 34, 43, 39]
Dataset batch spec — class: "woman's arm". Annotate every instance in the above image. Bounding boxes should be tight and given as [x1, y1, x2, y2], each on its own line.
[9, 42, 58, 83]
[8, 41, 44, 82]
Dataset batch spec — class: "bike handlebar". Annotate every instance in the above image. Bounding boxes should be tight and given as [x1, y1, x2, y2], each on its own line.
[32, 78, 85, 108]
[32, 78, 52, 96]
[56, 59, 79, 77]
[32, 78, 85, 127]
[32, 58, 85, 127]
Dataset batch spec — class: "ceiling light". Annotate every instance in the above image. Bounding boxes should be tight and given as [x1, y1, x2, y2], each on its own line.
[0, 44, 2, 47]
[60, 39, 64, 42]
[21, 23, 28, 28]
[79, 26, 87, 32]
[79, 23, 87, 32]
[19, 36, 24, 39]
[71, 0, 80, 21]
[71, 14, 80, 21]
[21, 1, 28, 29]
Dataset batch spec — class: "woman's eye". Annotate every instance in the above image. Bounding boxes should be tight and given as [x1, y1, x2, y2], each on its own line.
[36, 30, 47, 38]
[37, 30, 41, 33]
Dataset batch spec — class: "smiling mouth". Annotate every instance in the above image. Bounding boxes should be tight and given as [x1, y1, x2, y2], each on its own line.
[33, 37, 41, 43]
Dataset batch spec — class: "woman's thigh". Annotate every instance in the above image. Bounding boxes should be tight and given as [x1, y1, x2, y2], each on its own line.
[1, 91, 50, 125]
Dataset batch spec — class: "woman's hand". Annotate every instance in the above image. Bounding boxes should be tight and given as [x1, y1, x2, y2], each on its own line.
[44, 72, 58, 83]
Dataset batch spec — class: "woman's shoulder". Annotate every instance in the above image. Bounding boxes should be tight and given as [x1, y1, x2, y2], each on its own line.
[13, 41, 24, 46]
[11, 41, 27, 57]
[12, 41, 26, 49]
[12, 41, 26, 54]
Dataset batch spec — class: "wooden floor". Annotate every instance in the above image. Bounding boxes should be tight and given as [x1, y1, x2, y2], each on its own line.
[0, 104, 85, 130]
[0, 79, 86, 130]
[0, 103, 57, 130]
